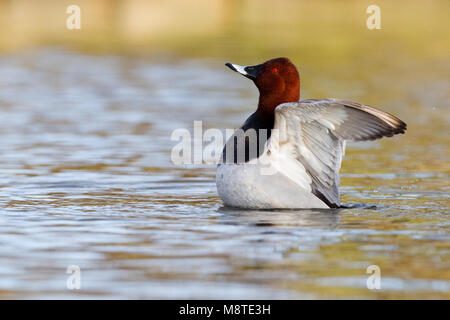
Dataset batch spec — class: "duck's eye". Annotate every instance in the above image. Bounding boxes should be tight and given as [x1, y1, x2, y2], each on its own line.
[272, 68, 278, 73]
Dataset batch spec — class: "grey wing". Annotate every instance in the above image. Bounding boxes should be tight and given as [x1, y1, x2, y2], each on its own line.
[271, 98, 406, 207]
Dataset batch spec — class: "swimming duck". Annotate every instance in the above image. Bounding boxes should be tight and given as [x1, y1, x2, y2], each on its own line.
[216, 57, 406, 209]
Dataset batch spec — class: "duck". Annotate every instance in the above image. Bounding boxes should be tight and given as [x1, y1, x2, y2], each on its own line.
[216, 57, 406, 209]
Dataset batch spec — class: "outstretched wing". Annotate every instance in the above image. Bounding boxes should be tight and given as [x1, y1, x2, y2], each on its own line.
[268, 98, 406, 207]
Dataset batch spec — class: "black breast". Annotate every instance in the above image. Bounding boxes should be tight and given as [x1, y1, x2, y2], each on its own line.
[221, 112, 274, 164]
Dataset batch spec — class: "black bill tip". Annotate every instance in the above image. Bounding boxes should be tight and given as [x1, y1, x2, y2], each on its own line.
[225, 62, 236, 72]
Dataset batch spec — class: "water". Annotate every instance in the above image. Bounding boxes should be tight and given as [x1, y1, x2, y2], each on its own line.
[0, 49, 448, 299]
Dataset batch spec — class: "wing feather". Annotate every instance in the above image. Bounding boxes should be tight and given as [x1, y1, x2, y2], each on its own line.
[268, 98, 406, 207]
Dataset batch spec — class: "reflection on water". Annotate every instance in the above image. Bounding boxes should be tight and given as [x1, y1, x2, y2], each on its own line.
[0, 50, 449, 299]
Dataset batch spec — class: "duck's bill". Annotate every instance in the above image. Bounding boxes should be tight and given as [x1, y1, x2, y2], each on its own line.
[225, 62, 261, 80]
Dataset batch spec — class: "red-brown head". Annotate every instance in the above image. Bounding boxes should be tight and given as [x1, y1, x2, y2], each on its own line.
[225, 57, 300, 117]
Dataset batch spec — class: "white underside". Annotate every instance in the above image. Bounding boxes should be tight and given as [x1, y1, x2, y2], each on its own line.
[216, 150, 329, 209]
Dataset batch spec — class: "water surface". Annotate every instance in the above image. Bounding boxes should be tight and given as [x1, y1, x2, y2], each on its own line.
[0, 50, 448, 299]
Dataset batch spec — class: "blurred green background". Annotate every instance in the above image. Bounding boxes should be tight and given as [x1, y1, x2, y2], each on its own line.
[1, 0, 449, 61]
